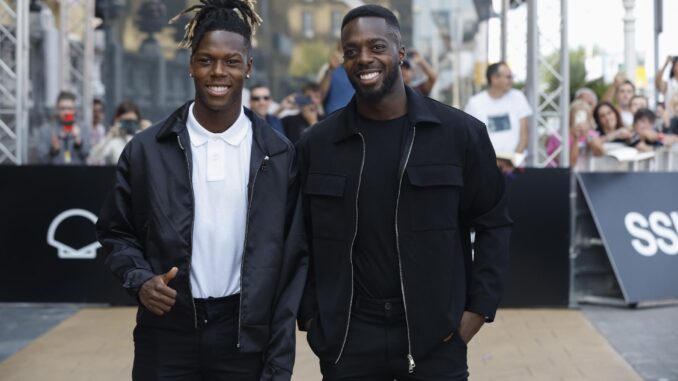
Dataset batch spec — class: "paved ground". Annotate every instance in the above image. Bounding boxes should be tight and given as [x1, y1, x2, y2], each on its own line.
[0, 305, 78, 362]
[582, 304, 678, 381]
[0, 306, 645, 381]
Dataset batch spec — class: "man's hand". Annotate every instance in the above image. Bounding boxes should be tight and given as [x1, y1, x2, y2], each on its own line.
[138, 267, 178, 316]
[329, 50, 343, 70]
[51, 134, 61, 152]
[496, 159, 515, 175]
[457, 311, 485, 344]
[72, 125, 82, 146]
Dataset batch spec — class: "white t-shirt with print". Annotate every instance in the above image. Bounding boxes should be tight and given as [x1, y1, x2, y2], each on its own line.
[464, 89, 532, 154]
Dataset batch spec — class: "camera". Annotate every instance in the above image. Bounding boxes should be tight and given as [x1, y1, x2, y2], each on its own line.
[294, 95, 313, 106]
[61, 112, 75, 134]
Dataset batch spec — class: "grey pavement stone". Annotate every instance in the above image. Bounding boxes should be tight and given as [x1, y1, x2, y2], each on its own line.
[582, 304, 678, 381]
[0, 304, 79, 362]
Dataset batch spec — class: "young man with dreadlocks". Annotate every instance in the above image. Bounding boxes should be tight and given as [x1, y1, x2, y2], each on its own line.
[97, 1, 307, 379]
[296, 5, 511, 380]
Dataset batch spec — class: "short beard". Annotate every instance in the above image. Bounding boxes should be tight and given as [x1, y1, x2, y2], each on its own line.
[349, 64, 399, 103]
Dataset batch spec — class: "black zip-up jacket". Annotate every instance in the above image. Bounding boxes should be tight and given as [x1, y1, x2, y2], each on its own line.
[296, 87, 512, 369]
[96, 102, 308, 380]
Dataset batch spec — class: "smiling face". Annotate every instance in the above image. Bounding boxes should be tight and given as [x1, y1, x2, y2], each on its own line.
[190, 30, 252, 114]
[341, 17, 405, 102]
[596, 104, 619, 133]
[616, 83, 634, 108]
[249, 86, 272, 118]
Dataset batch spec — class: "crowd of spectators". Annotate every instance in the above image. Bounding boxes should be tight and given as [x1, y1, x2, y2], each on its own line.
[33, 55, 678, 172]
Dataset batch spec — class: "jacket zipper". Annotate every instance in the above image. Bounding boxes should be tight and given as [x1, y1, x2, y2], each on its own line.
[237, 154, 270, 349]
[396, 126, 417, 373]
[177, 134, 198, 329]
[334, 132, 366, 364]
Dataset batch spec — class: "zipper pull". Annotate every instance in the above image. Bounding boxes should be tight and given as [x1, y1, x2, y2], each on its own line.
[261, 155, 270, 171]
[407, 354, 415, 373]
[177, 135, 185, 151]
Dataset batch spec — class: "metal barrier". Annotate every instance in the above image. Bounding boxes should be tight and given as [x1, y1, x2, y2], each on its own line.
[579, 145, 678, 173]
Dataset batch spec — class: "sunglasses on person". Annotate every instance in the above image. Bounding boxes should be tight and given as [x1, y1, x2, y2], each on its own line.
[251, 95, 271, 102]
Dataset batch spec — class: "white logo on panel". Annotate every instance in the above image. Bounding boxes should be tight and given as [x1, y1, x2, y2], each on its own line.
[624, 211, 678, 257]
[47, 209, 102, 259]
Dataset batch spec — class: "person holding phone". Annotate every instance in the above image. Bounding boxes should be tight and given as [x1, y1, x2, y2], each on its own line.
[655, 55, 678, 116]
[35, 90, 90, 165]
[282, 83, 324, 143]
[546, 99, 604, 168]
[88, 100, 150, 165]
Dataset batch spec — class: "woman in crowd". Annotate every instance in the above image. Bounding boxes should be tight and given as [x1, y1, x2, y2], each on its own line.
[655, 55, 678, 116]
[546, 99, 604, 168]
[593, 101, 633, 143]
[88, 100, 150, 165]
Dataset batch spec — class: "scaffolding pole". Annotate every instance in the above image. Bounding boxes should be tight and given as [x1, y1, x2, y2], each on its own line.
[0, 0, 29, 165]
[526, 0, 569, 168]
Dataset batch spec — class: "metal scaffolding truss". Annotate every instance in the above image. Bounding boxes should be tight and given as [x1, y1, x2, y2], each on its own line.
[0, 0, 29, 165]
[526, 0, 569, 168]
[59, 0, 95, 137]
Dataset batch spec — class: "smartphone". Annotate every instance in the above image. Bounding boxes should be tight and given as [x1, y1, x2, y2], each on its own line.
[295, 95, 313, 106]
[574, 110, 587, 124]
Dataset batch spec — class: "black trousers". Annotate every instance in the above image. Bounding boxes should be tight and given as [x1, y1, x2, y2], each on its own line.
[132, 294, 263, 381]
[320, 296, 469, 381]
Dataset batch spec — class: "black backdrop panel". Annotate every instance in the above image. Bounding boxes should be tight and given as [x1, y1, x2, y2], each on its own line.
[500, 168, 571, 307]
[1, 166, 570, 306]
[0, 166, 133, 304]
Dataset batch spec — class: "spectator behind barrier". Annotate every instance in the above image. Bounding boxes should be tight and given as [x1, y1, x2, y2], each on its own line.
[627, 108, 678, 151]
[655, 55, 678, 116]
[281, 83, 324, 143]
[91, 98, 107, 148]
[574, 87, 598, 109]
[87, 100, 150, 165]
[319, 42, 354, 115]
[629, 94, 649, 115]
[546, 99, 604, 168]
[593, 101, 633, 144]
[35, 90, 91, 165]
[666, 95, 678, 135]
[464, 61, 532, 173]
[603, 73, 635, 127]
[249, 84, 285, 136]
[401, 48, 437, 96]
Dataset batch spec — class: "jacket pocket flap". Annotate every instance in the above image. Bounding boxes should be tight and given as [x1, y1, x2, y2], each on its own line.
[407, 164, 464, 187]
[304, 173, 346, 197]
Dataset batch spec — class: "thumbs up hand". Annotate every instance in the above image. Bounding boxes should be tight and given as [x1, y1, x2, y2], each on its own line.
[139, 267, 178, 316]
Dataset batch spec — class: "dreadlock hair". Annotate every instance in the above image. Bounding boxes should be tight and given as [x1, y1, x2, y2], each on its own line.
[170, 0, 262, 55]
[341, 4, 401, 45]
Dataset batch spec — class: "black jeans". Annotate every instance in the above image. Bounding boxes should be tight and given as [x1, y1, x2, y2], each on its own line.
[132, 294, 263, 381]
[320, 295, 468, 381]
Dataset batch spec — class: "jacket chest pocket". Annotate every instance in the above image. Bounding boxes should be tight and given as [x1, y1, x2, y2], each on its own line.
[304, 173, 347, 241]
[406, 164, 463, 231]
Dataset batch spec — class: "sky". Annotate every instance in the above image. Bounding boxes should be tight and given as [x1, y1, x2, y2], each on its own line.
[487, 0, 678, 86]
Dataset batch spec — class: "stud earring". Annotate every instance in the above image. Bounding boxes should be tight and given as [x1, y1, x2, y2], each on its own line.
[246, 74, 251, 79]
[400, 61, 403, 65]
[189, 73, 193, 77]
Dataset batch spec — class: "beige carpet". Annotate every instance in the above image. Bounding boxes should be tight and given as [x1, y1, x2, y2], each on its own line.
[0, 308, 641, 381]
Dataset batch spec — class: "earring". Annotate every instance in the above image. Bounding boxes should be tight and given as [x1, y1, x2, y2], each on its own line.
[189, 73, 193, 77]
[400, 61, 403, 65]
[246, 74, 251, 79]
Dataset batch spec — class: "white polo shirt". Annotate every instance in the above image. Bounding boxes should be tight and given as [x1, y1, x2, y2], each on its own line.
[186, 103, 252, 299]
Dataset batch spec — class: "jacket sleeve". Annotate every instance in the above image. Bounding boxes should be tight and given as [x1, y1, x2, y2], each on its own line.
[459, 118, 512, 322]
[261, 148, 309, 381]
[96, 142, 155, 298]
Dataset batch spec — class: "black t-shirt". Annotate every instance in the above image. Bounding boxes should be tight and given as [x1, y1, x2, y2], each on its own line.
[353, 113, 410, 299]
